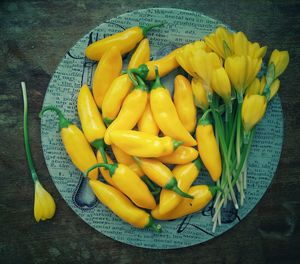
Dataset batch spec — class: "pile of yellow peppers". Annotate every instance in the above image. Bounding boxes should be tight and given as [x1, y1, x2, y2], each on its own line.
[41, 23, 289, 232]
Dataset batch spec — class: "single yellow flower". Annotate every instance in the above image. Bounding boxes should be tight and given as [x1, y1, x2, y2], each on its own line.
[211, 67, 231, 103]
[225, 55, 247, 95]
[246, 78, 261, 96]
[204, 26, 233, 59]
[34, 180, 56, 222]
[191, 77, 209, 110]
[233, 31, 249, 56]
[268, 49, 289, 79]
[242, 94, 267, 132]
[176, 41, 211, 77]
[190, 49, 222, 95]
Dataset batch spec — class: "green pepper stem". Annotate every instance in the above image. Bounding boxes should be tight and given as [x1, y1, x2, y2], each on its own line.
[133, 74, 148, 91]
[39, 105, 71, 130]
[146, 216, 162, 233]
[141, 175, 159, 193]
[127, 64, 149, 79]
[165, 177, 193, 198]
[198, 109, 212, 125]
[103, 117, 113, 127]
[173, 139, 183, 150]
[141, 23, 164, 37]
[151, 66, 163, 90]
[127, 71, 139, 86]
[85, 163, 117, 178]
[22, 82, 38, 183]
[208, 185, 221, 197]
[193, 157, 202, 171]
[91, 139, 108, 164]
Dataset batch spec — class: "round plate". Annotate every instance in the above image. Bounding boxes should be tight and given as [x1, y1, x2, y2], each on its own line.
[41, 8, 283, 249]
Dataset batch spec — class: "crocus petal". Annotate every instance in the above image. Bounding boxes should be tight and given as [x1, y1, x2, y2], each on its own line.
[269, 79, 280, 100]
[246, 78, 261, 95]
[269, 49, 289, 79]
[242, 94, 267, 132]
[191, 77, 209, 110]
[211, 67, 231, 102]
[233, 31, 249, 56]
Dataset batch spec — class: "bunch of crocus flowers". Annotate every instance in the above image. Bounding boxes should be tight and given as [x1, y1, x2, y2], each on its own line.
[176, 27, 289, 232]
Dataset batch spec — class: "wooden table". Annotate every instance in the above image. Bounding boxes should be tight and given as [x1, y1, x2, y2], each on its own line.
[1, 0, 299, 263]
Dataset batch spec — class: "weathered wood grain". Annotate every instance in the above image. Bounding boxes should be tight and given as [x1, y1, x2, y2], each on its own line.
[0, 0, 299, 263]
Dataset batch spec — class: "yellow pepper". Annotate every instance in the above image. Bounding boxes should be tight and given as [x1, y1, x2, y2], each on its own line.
[89, 180, 161, 232]
[151, 185, 217, 220]
[86, 162, 156, 210]
[102, 39, 151, 126]
[77, 84, 107, 163]
[144, 49, 179, 80]
[109, 130, 182, 157]
[128, 38, 150, 69]
[96, 150, 116, 187]
[191, 77, 209, 110]
[39, 106, 98, 180]
[150, 68, 197, 147]
[174, 75, 197, 133]
[158, 146, 198, 165]
[111, 144, 144, 177]
[101, 74, 133, 126]
[85, 23, 162, 61]
[92, 46, 122, 108]
[196, 113, 222, 182]
[158, 158, 201, 215]
[137, 101, 160, 136]
[135, 157, 193, 199]
[104, 75, 148, 145]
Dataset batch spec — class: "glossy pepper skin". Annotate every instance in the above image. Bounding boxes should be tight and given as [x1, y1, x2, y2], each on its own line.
[111, 144, 144, 177]
[137, 101, 160, 136]
[86, 163, 156, 210]
[39, 106, 98, 180]
[101, 74, 133, 126]
[96, 151, 116, 187]
[102, 39, 151, 126]
[89, 180, 161, 232]
[85, 24, 162, 61]
[151, 185, 217, 220]
[77, 84, 107, 163]
[135, 157, 193, 199]
[104, 75, 148, 145]
[92, 46, 122, 108]
[158, 146, 198, 165]
[110, 130, 182, 157]
[196, 113, 222, 182]
[174, 75, 197, 133]
[158, 158, 201, 215]
[144, 49, 179, 80]
[150, 68, 197, 147]
[128, 38, 150, 69]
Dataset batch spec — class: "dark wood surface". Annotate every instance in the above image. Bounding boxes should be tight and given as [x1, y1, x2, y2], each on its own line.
[1, 0, 299, 263]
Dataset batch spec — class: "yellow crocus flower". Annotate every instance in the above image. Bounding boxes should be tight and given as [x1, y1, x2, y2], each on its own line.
[204, 26, 233, 59]
[211, 67, 231, 103]
[191, 77, 209, 110]
[268, 49, 289, 79]
[225, 55, 247, 95]
[190, 49, 222, 95]
[34, 180, 56, 222]
[242, 94, 267, 132]
[244, 56, 263, 88]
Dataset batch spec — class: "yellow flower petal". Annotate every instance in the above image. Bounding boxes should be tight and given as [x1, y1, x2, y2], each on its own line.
[211, 67, 231, 102]
[191, 77, 209, 110]
[269, 79, 280, 100]
[269, 49, 289, 78]
[233, 31, 249, 56]
[246, 78, 261, 96]
[242, 94, 267, 132]
[34, 181, 56, 222]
